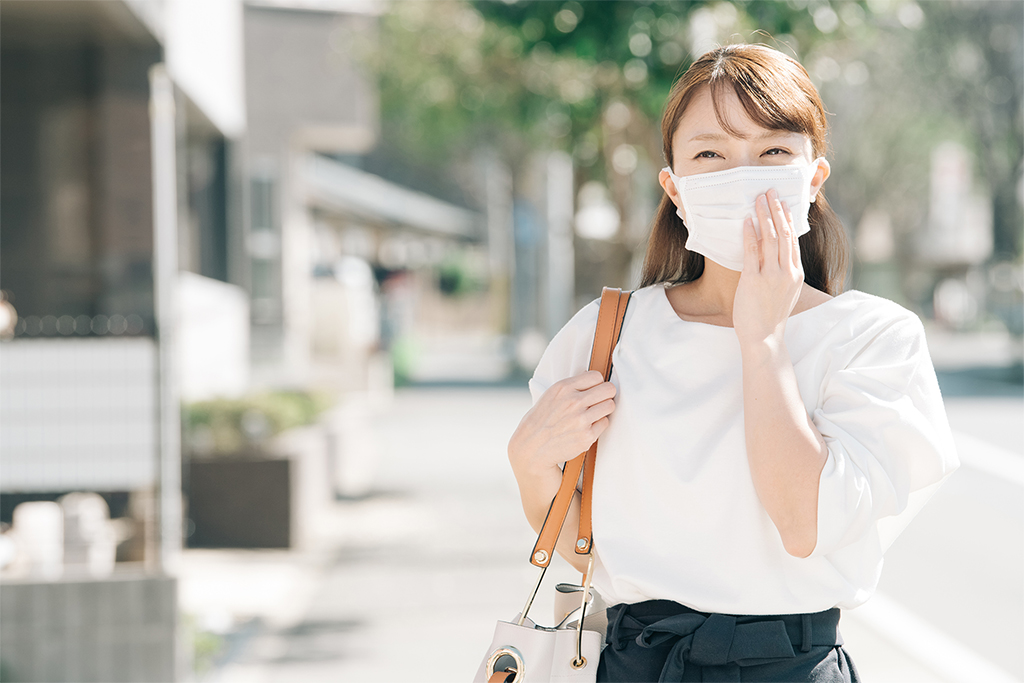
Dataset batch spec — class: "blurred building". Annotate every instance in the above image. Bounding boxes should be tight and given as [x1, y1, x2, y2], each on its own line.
[0, 1, 246, 680]
[239, 3, 485, 390]
[0, 1, 490, 680]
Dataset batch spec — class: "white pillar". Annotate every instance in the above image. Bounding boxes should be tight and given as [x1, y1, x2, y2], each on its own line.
[482, 150, 514, 333]
[149, 64, 182, 575]
[280, 147, 313, 384]
[545, 151, 575, 338]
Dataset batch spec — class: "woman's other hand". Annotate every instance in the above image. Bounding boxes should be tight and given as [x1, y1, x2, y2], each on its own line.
[508, 370, 612, 573]
[508, 370, 616, 481]
[733, 188, 804, 348]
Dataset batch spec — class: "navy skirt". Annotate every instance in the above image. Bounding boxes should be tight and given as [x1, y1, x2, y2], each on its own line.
[597, 600, 860, 682]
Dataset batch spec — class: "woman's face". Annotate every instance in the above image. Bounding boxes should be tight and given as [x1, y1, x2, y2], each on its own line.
[659, 85, 829, 221]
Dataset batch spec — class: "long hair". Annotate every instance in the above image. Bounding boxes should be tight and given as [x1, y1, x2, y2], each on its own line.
[640, 44, 849, 295]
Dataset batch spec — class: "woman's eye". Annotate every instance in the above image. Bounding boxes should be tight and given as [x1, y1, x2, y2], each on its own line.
[763, 148, 790, 156]
[695, 150, 720, 159]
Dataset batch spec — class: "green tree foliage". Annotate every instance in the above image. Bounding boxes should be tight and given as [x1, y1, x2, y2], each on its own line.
[362, 0, 869, 178]
[361, 0, 1022, 295]
[909, 0, 1022, 259]
[798, 0, 1022, 281]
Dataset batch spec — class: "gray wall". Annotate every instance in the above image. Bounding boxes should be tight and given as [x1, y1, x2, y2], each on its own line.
[243, 6, 377, 158]
[0, 575, 178, 683]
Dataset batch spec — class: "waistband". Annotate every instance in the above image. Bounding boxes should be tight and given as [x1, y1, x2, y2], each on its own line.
[606, 600, 843, 681]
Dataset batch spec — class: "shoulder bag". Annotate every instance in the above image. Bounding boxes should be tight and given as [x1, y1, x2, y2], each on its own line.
[474, 287, 632, 683]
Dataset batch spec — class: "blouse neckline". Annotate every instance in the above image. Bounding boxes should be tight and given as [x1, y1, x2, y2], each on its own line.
[657, 282, 855, 330]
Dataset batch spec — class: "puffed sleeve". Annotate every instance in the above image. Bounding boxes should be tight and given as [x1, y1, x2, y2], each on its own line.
[809, 306, 959, 558]
[528, 299, 601, 405]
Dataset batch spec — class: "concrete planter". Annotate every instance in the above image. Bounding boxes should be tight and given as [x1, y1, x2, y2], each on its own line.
[186, 458, 292, 549]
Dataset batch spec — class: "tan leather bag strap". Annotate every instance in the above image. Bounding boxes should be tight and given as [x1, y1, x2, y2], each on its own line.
[576, 288, 631, 556]
[529, 287, 632, 569]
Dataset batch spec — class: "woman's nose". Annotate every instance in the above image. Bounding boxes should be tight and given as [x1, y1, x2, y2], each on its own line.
[717, 157, 754, 172]
[733, 152, 757, 167]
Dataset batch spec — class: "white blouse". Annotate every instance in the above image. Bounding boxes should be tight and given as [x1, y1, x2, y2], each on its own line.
[529, 284, 959, 615]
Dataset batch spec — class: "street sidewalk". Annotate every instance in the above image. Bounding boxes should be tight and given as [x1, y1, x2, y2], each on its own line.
[179, 386, 1016, 682]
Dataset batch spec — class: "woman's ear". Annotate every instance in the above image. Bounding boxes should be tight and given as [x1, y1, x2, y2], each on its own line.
[659, 168, 686, 221]
[809, 158, 831, 203]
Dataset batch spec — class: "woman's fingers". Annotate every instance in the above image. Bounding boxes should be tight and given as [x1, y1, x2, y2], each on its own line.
[755, 193, 778, 268]
[579, 379, 616, 405]
[583, 398, 616, 430]
[782, 200, 801, 270]
[564, 370, 606, 391]
[556, 373, 615, 405]
[742, 216, 760, 274]
[769, 190, 786, 268]
[588, 415, 611, 441]
[548, 373, 616, 430]
[733, 192, 804, 345]
[768, 189, 793, 268]
[513, 373, 618, 472]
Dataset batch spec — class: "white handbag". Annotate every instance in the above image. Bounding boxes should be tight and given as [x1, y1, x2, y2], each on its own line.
[474, 288, 631, 683]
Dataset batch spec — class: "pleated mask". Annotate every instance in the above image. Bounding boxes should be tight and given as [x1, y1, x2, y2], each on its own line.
[662, 160, 823, 271]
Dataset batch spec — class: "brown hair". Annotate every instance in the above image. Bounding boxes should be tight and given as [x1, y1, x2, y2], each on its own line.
[640, 44, 848, 294]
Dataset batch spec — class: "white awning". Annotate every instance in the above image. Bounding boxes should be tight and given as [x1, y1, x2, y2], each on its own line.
[304, 155, 482, 240]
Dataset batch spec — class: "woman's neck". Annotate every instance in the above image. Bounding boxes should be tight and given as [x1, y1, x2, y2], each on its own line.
[694, 260, 742, 317]
[666, 260, 741, 326]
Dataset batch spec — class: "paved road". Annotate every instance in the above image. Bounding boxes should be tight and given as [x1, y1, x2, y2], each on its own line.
[187, 386, 1023, 682]
[875, 396, 1023, 680]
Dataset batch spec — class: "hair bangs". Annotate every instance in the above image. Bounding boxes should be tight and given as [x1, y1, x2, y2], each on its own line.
[706, 58, 820, 149]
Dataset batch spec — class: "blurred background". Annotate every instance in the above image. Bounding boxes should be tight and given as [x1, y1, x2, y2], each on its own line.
[0, 0, 1020, 681]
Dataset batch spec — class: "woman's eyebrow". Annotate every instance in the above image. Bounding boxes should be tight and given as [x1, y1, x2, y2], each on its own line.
[688, 132, 729, 142]
[755, 130, 802, 140]
[687, 130, 800, 142]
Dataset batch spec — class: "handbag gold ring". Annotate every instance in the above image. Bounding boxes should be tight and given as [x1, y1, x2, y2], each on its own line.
[486, 646, 524, 680]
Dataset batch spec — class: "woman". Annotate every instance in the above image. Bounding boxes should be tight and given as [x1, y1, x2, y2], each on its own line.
[508, 44, 958, 682]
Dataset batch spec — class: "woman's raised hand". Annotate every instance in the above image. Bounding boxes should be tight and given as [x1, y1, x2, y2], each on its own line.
[733, 188, 804, 347]
[508, 370, 616, 479]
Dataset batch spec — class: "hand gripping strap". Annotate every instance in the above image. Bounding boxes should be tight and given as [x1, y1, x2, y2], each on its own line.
[529, 288, 632, 569]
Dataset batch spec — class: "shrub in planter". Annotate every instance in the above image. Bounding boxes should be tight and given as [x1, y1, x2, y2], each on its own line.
[182, 391, 332, 548]
[183, 391, 333, 458]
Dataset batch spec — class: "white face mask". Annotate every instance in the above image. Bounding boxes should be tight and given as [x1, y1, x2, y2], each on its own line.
[662, 159, 824, 271]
